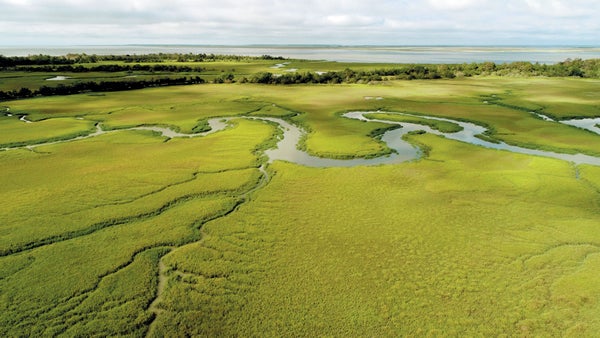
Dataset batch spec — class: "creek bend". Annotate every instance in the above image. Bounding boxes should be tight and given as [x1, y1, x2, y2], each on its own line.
[4, 112, 600, 166]
[254, 112, 600, 167]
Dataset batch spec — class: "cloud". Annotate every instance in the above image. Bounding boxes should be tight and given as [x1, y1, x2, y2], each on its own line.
[427, 0, 481, 10]
[325, 15, 379, 26]
[0, 0, 598, 45]
[524, 0, 589, 17]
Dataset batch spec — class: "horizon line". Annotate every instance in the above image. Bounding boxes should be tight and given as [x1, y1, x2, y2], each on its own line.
[2, 44, 600, 48]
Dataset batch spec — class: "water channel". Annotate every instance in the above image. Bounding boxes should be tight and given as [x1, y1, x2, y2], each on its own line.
[3, 112, 600, 167]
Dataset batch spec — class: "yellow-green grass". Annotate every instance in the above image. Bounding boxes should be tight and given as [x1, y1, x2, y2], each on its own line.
[5, 78, 600, 157]
[152, 134, 600, 336]
[2, 84, 393, 157]
[0, 117, 275, 335]
[0, 196, 237, 336]
[1, 59, 369, 91]
[0, 120, 272, 255]
[4, 85, 267, 133]
[243, 80, 600, 157]
[45, 247, 169, 337]
[4, 77, 600, 156]
[0, 116, 96, 147]
[2, 77, 600, 335]
[159, 59, 406, 76]
[380, 98, 600, 156]
[486, 77, 600, 118]
[0, 72, 56, 91]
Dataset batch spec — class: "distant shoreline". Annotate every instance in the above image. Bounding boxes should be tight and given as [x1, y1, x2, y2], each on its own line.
[2, 45, 600, 64]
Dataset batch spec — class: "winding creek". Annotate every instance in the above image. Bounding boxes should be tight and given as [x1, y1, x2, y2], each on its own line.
[259, 111, 600, 167]
[3, 111, 600, 167]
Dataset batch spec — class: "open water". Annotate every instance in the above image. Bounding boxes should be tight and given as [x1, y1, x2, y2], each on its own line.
[2, 45, 600, 64]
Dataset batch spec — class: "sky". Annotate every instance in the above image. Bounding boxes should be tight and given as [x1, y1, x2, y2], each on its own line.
[0, 0, 598, 46]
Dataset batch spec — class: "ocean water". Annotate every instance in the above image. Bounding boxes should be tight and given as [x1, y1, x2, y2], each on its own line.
[1, 45, 600, 64]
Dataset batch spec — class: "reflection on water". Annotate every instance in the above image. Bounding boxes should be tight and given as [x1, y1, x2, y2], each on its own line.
[530, 112, 600, 135]
[560, 117, 600, 135]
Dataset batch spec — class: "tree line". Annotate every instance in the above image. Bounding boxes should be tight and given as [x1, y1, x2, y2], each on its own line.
[0, 76, 205, 101]
[240, 59, 600, 84]
[3, 64, 205, 73]
[242, 66, 450, 84]
[2, 56, 599, 101]
[0, 53, 285, 67]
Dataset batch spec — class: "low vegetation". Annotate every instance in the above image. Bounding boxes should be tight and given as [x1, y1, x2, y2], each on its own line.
[2, 54, 600, 100]
[1, 55, 600, 336]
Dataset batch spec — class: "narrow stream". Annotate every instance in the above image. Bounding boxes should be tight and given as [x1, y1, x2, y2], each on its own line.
[340, 112, 600, 166]
[1, 118, 229, 152]
[131, 119, 229, 138]
[3, 112, 600, 166]
[257, 116, 418, 167]
[258, 111, 600, 167]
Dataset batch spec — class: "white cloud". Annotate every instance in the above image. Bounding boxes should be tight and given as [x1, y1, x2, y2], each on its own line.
[325, 15, 379, 26]
[427, 0, 481, 10]
[524, 0, 588, 17]
[0, 0, 598, 45]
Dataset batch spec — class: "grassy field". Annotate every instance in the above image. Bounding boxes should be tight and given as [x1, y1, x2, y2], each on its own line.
[1, 73, 600, 336]
[0, 117, 96, 148]
[168, 137, 600, 336]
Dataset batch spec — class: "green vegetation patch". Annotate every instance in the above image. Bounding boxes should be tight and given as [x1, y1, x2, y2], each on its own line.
[2, 66, 600, 336]
[488, 77, 600, 119]
[155, 134, 600, 336]
[0, 116, 96, 147]
[0, 119, 273, 256]
[0, 196, 238, 336]
[0, 117, 274, 336]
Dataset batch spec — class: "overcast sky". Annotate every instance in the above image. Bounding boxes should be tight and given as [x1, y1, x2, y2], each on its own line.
[0, 0, 598, 46]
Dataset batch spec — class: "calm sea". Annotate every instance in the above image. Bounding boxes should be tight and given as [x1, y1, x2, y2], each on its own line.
[1, 45, 600, 64]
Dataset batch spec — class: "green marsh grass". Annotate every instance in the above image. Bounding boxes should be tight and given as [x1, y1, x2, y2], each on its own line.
[1, 196, 238, 335]
[0, 121, 272, 255]
[0, 116, 96, 147]
[2, 75, 600, 336]
[159, 134, 600, 336]
[0, 118, 275, 336]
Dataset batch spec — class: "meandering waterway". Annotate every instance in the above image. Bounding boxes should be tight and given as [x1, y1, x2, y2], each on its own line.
[3, 112, 600, 166]
[343, 112, 600, 166]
